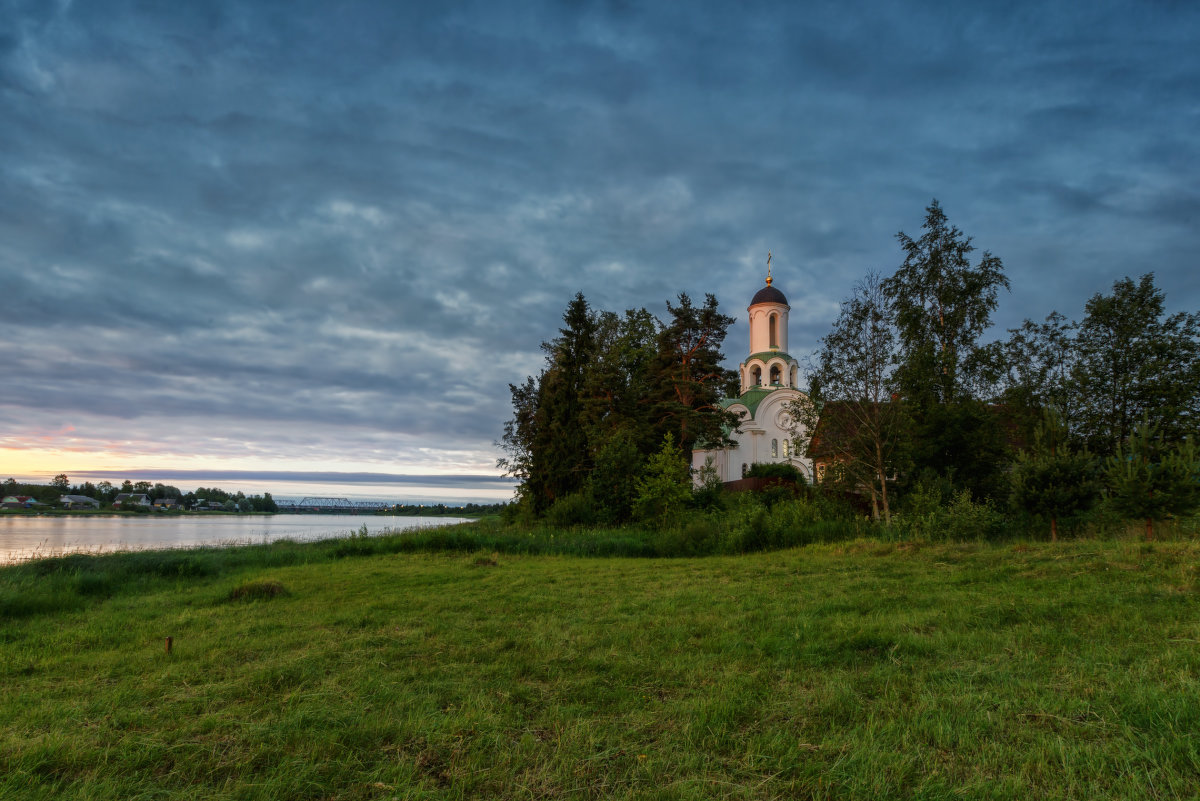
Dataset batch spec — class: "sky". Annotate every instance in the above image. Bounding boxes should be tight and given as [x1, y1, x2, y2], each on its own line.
[1, 0, 1198, 501]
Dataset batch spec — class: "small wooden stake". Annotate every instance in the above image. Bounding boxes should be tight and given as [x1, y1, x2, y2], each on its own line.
[165, 636, 173, 655]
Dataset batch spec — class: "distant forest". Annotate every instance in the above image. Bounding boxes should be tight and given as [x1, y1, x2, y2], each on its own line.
[1, 476, 506, 517]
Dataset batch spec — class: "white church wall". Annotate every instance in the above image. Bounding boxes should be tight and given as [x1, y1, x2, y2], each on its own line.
[691, 389, 812, 484]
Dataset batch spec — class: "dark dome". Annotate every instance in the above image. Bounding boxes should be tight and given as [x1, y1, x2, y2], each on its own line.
[751, 283, 788, 306]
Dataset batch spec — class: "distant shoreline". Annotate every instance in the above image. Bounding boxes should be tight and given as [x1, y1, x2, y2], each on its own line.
[0, 509, 487, 518]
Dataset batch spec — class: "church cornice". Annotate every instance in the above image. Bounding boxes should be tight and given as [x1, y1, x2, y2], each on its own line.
[744, 350, 797, 365]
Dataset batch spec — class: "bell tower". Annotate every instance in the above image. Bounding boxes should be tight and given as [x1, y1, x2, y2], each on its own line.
[739, 255, 800, 393]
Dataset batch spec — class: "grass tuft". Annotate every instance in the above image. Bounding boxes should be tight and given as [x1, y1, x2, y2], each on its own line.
[471, 551, 500, 567]
[227, 578, 289, 602]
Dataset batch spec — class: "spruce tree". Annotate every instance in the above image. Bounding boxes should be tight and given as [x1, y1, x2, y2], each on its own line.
[1009, 409, 1099, 541]
[1106, 418, 1200, 540]
[527, 293, 597, 511]
[633, 433, 692, 526]
[582, 308, 660, 458]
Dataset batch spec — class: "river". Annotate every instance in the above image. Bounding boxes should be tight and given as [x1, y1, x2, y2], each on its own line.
[0, 514, 470, 564]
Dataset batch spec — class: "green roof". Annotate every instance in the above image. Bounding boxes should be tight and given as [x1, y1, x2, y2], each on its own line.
[721, 386, 776, 419]
[744, 350, 797, 364]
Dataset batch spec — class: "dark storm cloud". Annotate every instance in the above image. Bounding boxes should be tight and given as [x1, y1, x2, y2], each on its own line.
[2, 0, 1199, 476]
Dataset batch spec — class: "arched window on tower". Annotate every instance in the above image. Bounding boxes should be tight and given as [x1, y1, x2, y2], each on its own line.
[770, 365, 781, 385]
[769, 314, 778, 348]
[751, 365, 762, 386]
[771, 438, 778, 458]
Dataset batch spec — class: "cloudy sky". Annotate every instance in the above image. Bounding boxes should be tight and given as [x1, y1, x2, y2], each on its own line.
[1, 0, 1197, 500]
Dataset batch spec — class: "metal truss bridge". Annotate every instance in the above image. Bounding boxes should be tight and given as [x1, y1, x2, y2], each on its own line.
[275, 497, 391, 513]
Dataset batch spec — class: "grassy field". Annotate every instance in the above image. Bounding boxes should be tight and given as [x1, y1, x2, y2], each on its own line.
[2, 534, 1199, 799]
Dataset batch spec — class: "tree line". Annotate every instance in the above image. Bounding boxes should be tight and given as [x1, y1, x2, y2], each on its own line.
[1, 476, 278, 513]
[790, 200, 1200, 537]
[498, 292, 741, 523]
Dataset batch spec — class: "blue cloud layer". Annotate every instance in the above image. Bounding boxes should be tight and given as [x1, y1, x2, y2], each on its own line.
[2, 0, 1198, 476]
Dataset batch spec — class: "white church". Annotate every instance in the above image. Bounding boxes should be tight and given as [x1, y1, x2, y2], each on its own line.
[690, 268, 813, 483]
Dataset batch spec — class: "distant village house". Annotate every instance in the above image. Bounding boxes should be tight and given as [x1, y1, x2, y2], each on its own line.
[1, 495, 40, 509]
[113, 493, 152, 508]
[60, 494, 101, 509]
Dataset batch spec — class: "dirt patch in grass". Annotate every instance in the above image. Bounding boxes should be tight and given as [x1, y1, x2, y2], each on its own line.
[472, 551, 500, 567]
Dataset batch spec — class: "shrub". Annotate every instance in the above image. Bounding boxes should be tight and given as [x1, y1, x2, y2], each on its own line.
[942, 490, 1006, 540]
[501, 495, 538, 527]
[544, 491, 596, 528]
[657, 515, 720, 556]
[738, 506, 773, 552]
[745, 462, 807, 484]
[758, 485, 796, 509]
[894, 489, 1004, 541]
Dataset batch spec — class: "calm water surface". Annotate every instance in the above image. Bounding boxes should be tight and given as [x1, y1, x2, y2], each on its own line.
[0, 514, 469, 564]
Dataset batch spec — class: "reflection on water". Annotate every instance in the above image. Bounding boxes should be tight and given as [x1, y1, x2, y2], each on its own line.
[0, 514, 469, 564]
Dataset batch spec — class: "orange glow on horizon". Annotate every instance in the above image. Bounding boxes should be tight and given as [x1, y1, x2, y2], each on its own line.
[0, 447, 137, 481]
[0, 446, 502, 485]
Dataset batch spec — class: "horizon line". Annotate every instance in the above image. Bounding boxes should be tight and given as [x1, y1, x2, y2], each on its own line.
[51, 469, 517, 489]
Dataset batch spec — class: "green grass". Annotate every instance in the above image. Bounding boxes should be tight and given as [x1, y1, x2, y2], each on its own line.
[2, 534, 1199, 799]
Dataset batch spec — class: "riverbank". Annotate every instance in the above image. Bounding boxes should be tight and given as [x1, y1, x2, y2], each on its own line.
[3, 530, 1199, 799]
[0, 508, 492, 518]
[0, 509, 266, 517]
[0, 513, 474, 566]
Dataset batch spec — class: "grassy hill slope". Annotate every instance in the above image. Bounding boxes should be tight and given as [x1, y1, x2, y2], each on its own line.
[3, 538, 1199, 799]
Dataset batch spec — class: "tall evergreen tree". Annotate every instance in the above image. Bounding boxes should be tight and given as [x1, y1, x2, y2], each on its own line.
[651, 293, 740, 462]
[582, 307, 660, 457]
[497, 374, 539, 483]
[498, 293, 599, 513]
[530, 293, 597, 510]
[588, 430, 645, 525]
